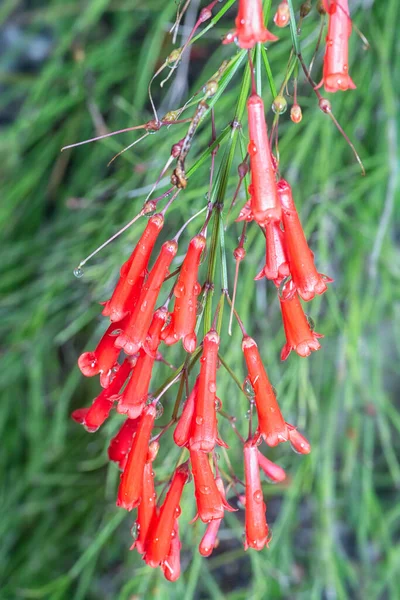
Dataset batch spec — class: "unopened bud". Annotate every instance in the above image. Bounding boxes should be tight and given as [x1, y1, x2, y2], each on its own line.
[290, 104, 303, 123]
[204, 80, 218, 97]
[300, 0, 312, 18]
[274, 1, 290, 28]
[162, 110, 179, 123]
[146, 119, 161, 132]
[234, 247, 246, 261]
[238, 161, 249, 179]
[171, 139, 183, 158]
[167, 48, 182, 65]
[199, 8, 212, 22]
[143, 200, 157, 215]
[316, 0, 326, 15]
[318, 98, 331, 113]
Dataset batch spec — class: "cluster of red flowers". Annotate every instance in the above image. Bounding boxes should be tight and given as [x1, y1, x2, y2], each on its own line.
[72, 0, 356, 582]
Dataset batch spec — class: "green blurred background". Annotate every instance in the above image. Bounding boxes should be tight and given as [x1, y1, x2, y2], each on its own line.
[1, 0, 399, 598]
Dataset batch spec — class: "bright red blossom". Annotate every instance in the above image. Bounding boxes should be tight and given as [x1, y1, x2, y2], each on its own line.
[108, 417, 139, 469]
[224, 0, 278, 48]
[242, 336, 289, 447]
[244, 441, 269, 551]
[162, 520, 181, 581]
[117, 403, 157, 511]
[257, 450, 287, 483]
[162, 234, 205, 353]
[278, 179, 332, 301]
[319, 0, 356, 93]
[189, 329, 226, 452]
[144, 464, 188, 568]
[78, 317, 128, 388]
[102, 214, 164, 322]
[131, 441, 159, 555]
[72, 359, 132, 431]
[190, 449, 234, 523]
[247, 95, 281, 225]
[279, 286, 323, 360]
[173, 377, 198, 447]
[198, 477, 227, 556]
[255, 220, 290, 284]
[117, 307, 168, 419]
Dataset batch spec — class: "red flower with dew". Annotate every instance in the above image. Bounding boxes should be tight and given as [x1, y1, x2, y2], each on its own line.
[190, 449, 235, 523]
[78, 317, 128, 388]
[173, 376, 198, 448]
[254, 220, 290, 284]
[108, 417, 138, 470]
[224, 0, 278, 48]
[279, 284, 323, 360]
[278, 179, 332, 301]
[115, 239, 178, 355]
[198, 476, 228, 556]
[243, 440, 269, 551]
[318, 0, 356, 93]
[247, 94, 281, 225]
[162, 234, 206, 352]
[189, 329, 227, 452]
[102, 214, 164, 322]
[117, 402, 157, 511]
[72, 358, 132, 431]
[242, 335, 289, 447]
[116, 307, 168, 419]
[144, 463, 188, 568]
[130, 441, 159, 555]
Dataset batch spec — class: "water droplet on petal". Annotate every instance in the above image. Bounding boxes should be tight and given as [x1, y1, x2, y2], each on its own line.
[131, 522, 140, 540]
[208, 381, 216, 393]
[199, 485, 211, 495]
[253, 489, 263, 503]
[195, 416, 204, 425]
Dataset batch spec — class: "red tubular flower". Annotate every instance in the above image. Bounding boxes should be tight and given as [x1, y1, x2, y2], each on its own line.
[72, 359, 132, 432]
[198, 477, 227, 556]
[103, 214, 164, 322]
[108, 417, 139, 469]
[131, 441, 159, 555]
[278, 179, 332, 301]
[162, 234, 206, 353]
[287, 424, 311, 454]
[117, 403, 157, 510]
[189, 330, 226, 452]
[236, 200, 253, 223]
[78, 317, 128, 388]
[117, 308, 168, 419]
[255, 221, 290, 284]
[257, 450, 287, 483]
[279, 287, 323, 360]
[242, 336, 289, 446]
[162, 520, 181, 581]
[224, 0, 278, 48]
[144, 463, 188, 568]
[247, 95, 281, 225]
[173, 377, 199, 448]
[190, 449, 234, 523]
[243, 441, 269, 551]
[319, 0, 356, 93]
[274, 0, 290, 27]
[115, 240, 178, 355]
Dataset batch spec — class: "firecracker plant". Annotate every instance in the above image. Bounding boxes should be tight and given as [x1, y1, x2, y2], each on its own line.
[67, 0, 364, 582]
